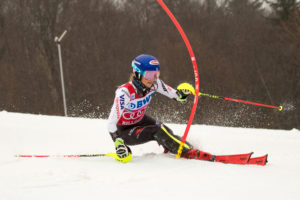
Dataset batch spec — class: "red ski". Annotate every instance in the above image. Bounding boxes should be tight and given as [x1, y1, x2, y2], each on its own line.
[182, 149, 254, 165]
[248, 154, 268, 166]
[214, 152, 253, 164]
[182, 149, 268, 166]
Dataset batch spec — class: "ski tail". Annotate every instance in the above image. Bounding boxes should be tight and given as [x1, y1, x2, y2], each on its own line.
[248, 154, 268, 166]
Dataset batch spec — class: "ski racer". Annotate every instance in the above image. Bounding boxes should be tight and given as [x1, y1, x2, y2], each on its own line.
[107, 54, 214, 163]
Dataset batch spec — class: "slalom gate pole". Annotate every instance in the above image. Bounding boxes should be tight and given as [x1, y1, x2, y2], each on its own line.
[157, 0, 200, 158]
[199, 92, 283, 111]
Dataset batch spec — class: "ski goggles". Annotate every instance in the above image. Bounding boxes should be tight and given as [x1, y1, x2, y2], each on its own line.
[143, 70, 160, 80]
[132, 64, 160, 81]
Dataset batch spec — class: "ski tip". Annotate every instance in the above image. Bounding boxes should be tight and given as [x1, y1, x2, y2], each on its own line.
[247, 153, 269, 166]
[265, 154, 268, 165]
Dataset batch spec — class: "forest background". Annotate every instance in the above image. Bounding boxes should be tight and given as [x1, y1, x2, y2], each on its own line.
[0, 0, 299, 129]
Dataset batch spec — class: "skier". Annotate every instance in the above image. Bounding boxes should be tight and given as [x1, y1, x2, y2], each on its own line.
[107, 54, 214, 163]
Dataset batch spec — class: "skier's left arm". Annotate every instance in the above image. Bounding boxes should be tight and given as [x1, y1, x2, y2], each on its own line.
[154, 79, 190, 102]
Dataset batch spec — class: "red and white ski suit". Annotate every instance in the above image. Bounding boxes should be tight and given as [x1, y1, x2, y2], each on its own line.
[107, 79, 180, 133]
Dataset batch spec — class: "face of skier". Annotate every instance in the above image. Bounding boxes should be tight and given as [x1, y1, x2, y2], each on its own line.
[141, 76, 154, 88]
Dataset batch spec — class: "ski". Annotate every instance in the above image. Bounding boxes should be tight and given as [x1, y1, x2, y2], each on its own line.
[248, 154, 268, 166]
[213, 152, 253, 164]
[183, 151, 268, 166]
[181, 149, 255, 165]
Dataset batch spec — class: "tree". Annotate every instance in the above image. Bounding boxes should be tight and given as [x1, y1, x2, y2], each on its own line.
[266, 0, 300, 20]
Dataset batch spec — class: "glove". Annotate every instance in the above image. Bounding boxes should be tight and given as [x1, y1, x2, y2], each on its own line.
[115, 138, 132, 160]
[176, 89, 190, 102]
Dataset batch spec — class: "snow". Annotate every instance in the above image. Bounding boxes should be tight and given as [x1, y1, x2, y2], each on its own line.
[1, 111, 300, 200]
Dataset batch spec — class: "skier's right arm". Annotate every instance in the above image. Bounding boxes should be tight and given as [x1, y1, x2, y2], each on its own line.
[107, 87, 132, 163]
[107, 87, 130, 141]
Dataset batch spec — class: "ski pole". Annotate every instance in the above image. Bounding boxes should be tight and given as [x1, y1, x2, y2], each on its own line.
[15, 153, 131, 163]
[177, 83, 283, 111]
[199, 92, 283, 111]
[15, 153, 110, 158]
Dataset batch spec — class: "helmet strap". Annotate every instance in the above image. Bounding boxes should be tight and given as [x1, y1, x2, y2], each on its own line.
[132, 76, 150, 97]
[134, 72, 142, 81]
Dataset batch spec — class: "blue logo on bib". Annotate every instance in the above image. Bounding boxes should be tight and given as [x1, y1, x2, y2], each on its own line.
[129, 93, 154, 110]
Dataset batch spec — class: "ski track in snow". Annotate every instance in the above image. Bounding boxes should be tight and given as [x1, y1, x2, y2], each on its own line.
[0, 111, 300, 200]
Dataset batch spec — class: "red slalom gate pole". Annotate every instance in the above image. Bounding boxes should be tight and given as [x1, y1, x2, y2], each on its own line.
[157, 0, 200, 158]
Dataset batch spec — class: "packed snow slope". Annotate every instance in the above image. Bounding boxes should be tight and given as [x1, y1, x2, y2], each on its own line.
[1, 111, 300, 200]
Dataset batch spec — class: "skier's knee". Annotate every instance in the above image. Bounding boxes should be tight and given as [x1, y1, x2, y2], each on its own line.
[154, 124, 193, 154]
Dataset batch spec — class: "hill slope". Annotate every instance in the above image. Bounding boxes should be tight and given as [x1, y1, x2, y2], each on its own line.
[0, 111, 299, 200]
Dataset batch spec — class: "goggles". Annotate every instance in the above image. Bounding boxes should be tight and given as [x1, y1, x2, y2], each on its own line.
[132, 64, 160, 81]
[143, 70, 160, 81]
